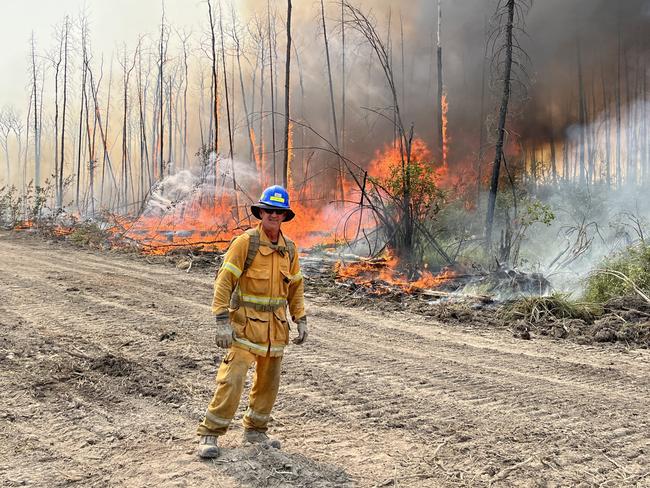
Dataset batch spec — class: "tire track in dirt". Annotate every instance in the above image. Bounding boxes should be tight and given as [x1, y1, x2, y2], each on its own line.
[2, 234, 649, 486]
[278, 305, 650, 485]
[1, 236, 354, 487]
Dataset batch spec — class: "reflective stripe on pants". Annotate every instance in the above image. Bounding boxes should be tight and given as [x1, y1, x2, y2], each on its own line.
[197, 347, 283, 436]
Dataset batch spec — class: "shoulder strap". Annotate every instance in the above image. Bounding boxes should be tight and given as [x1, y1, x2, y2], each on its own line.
[242, 228, 260, 272]
[284, 236, 296, 265]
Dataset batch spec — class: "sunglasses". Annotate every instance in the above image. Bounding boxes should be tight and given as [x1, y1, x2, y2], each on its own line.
[261, 208, 287, 215]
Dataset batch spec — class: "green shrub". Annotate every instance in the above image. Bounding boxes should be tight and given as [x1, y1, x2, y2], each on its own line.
[69, 222, 110, 248]
[500, 293, 602, 324]
[584, 244, 650, 303]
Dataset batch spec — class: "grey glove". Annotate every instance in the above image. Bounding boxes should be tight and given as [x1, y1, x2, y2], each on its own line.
[214, 315, 235, 348]
[292, 317, 308, 345]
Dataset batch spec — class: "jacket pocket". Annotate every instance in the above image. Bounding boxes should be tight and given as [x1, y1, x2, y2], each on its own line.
[242, 268, 270, 298]
[244, 308, 270, 344]
[271, 309, 290, 344]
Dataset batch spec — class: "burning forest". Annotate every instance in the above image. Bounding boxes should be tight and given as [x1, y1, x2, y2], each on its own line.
[2, 1, 650, 486]
[1, 0, 650, 303]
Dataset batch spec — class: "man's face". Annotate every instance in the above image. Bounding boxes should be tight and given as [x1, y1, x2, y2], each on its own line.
[259, 208, 287, 233]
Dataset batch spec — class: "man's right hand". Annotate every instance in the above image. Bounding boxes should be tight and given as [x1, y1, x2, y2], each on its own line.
[214, 316, 235, 348]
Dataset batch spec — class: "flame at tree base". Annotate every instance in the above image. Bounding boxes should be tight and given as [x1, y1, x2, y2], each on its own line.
[335, 251, 456, 293]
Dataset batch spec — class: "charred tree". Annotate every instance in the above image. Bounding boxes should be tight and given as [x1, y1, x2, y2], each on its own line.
[76, 18, 90, 211]
[616, 23, 622, 188]
[30, 33, 41, 191]
[58, 15, 70, 210]
[602, 65, 612, 188]
[577, 39, 586, 186]
[218, 1, 233, 164]
[341, 0, 346, 159]
[282, 0, 292, 188]
[435, 0, 444, 161]
[233, 12, 256, 171]
[320, 0, 342, 200]
[120, 43, 137, 212]
[484, 0, 531, 250]
[267, 0, 277, 182]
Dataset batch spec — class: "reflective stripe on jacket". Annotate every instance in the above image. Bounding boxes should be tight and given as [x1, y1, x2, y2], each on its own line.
[211, 223, 306, 357]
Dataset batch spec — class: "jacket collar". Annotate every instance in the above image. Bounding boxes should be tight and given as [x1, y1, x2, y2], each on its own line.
[257, 223, 286, 248]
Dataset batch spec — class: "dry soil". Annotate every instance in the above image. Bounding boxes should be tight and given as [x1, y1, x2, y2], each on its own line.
[1, 231, 649, 487]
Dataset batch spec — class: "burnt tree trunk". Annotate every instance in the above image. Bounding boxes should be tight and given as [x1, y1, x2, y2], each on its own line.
[436, 0, 444, 162]
[282, 0, 292, 188]
[58, 16, 70, 210]
[485, 0, 515, 249]
[320, 0, 341, 199]
[267, 0, 277, 183]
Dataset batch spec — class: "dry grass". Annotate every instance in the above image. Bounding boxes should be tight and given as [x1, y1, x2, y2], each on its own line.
[500, 293, 602, 324]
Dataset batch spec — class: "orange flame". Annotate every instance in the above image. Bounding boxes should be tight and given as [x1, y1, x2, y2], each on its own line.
[335, 250, 455, 292]
[441, 91, 449, 167]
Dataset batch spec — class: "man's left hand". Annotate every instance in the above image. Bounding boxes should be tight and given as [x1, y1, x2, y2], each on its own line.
[292, 317, 308, 345]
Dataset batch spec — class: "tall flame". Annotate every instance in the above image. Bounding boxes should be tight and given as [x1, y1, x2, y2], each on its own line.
[441, 91, 449, 167]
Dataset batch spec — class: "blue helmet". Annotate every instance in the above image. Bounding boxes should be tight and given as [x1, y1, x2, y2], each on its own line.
[251, 185, 295, 222]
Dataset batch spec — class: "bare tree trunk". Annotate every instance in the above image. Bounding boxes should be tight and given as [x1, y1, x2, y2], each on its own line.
[400, 13, 405, 113]
[641, 57, 650, 186]
[76, 54, 87, 211]
[341, 0, 346, 159]
[602, 65, 612, 189]
[577, 39, 586, 186]
[121, 44, 137, 212]
[549, 111, 557, 182]
[159, 6, 166, 178]
[485, 0, 515, 249]
[137, 47, 150, 202]
[268, 0, 277, 183]
[219, 2, 233, 163]
[58, 16, 70, 210]
[320, 0, 341, 199]
[476, 13, 489, 207]
[259, 34, 266, 185]
[217, 0, 238, 218]
[624, 50, 635, 185]
[233, 15, 256, 170]
[167, 75, 173, 173]
[616, 23, 622, 188]
[100, 55, 114, 209]
[30, 33, 41, 191]
[53, 26, 64, 207]
[282, 0, 292, 188]
[436, 0, 444, 161]
[180, 32, 190, 169]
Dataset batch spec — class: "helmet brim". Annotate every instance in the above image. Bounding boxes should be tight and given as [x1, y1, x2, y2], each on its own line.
[251, 203, 295, 222]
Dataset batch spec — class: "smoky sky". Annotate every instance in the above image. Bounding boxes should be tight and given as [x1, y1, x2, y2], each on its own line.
[3, 0, 649, 187]
[240, 0, 650, 172]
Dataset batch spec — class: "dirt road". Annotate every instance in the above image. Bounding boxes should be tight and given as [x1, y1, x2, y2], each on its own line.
[1, 232, 649, 487]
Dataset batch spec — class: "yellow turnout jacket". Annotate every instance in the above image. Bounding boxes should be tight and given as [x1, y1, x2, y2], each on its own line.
[212, 223, 305, 357]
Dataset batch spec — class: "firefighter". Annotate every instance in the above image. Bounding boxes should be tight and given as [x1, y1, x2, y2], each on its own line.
[197, 185, 308, 458]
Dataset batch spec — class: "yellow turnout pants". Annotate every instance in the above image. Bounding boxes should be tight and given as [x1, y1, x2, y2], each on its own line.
[197, 347, 283, 436]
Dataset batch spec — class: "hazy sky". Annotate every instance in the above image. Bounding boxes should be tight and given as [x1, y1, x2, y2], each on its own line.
[0, 0, 207, 108]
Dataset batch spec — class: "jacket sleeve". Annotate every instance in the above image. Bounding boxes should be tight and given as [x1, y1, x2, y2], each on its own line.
[211, 234, 249, 317]
[287, 251, 306, 322]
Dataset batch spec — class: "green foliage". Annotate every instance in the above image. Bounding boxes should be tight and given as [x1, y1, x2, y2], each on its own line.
[520, 199, 555, 226]
[584, 244, 650, 303]
[380, 159, 446, 221]
[68, 221, 110, 248]
[0, 178, 59, 229]
[500, 292, 602, 324]
[495, 195, 556, 266]
[0, 185, 21, 228]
